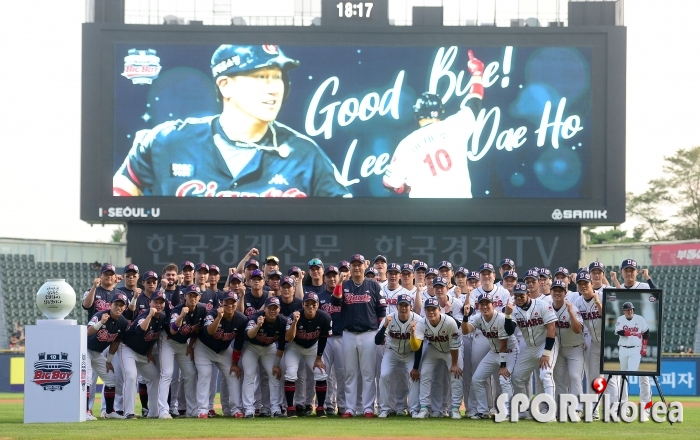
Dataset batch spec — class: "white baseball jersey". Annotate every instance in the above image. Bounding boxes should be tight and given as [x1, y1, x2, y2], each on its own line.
[513, 298, 557, 347]
[381, 311, 421, 355]
[573, 295, 603, 342]
[622, 282, 650, 290]
[565, 290, 580, 303]
[382, 284, 413, 315]
[615, 314, 649, 349]
[378, 280, 389, 289]
[468, 312, 518, 353]
[553, 303, 585, 347]
[472, 285, 511, 310]
[414, 314, 461, 353]
[539, 294, 553, 304]
[383, 110, 476, 198]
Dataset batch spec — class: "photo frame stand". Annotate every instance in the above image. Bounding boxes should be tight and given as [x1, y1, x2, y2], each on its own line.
[593, 374, 672, 425]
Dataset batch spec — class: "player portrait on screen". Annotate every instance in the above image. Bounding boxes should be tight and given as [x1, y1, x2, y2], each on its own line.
[381, 50, 484, 198]
[113, 44, 350, 198]
[614, 301, 650, 372]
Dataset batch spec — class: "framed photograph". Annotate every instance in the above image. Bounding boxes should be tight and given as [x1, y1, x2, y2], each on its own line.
[601, 288, 662, 376]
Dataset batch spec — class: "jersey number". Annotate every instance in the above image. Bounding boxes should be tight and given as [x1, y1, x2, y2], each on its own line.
[423, 150, 452, 176]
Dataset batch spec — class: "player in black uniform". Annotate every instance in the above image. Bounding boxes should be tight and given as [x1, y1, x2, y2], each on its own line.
[86, 293, 129, 419]
[279, 276, 303, 317]
[193, 262, 220, 312]
[120, 291, 168, 419]
[194, 291, 248, 418]
[113, 44, 349, 198]
[283, 292, 333, 418]
[239, 269, 268, 318]
[82, 264, 123, 320]
[318, 265, 345, 415]
[120, 264, 141, 321]
[208, 264, 222, 293]
[304, 258, 326, 294]
[267, 269, 283, 297]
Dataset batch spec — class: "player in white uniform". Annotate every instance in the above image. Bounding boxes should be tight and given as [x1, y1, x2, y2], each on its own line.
[508, 282, 558, 419]
[500, 270, 518, 295]
[382, 50, 484, 198]
[400, 263, 423, 315]
[373, 255, 388, 288]
[462, 293, 518, 419]
[553, 267, 580, 303]
[496, 259, 515, 287]
[419, 268, 440, 310]
[537, 268, 554, 304]
[615, 302, 650, 372]
[550, 280, 585, 416]
[410, 297, 463, 419]
[375, 294, 421, 417]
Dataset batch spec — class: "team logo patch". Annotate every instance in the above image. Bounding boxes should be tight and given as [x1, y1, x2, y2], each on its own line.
[171, 163, 194, 178]
[32, 353, 73, 391]
[608, 294, 617, 302]
[649, 296, 657, 303]
[262, 45, 279, 55]
[122, 49, 162, 85]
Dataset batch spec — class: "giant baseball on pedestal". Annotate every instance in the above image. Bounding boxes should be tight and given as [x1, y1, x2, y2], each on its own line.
[36, 279, 76, 319]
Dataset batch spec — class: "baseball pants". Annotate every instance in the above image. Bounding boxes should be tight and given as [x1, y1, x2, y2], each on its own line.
[378, 348, 419, 414]
[119, 345, 160, 417]
[610, 345, 652, 408]
[98, 349, 125, 414]
[512, 343, 558, 399]
[323, 335, 346, 412]
[418, 347, 463, 410]
[376, 343, 390, 410]
[342, 331, 377, 415]
[466, 333, 492, 415]
[87, 348, 117, 390]
[158, 338, 197, 417]
[194, 342, 242, 417]
[242, 343, 282, 415]
[207, 363, 219, 411]
[285, 341, 328, 407]
[553, 344, 585, 410]
[472, 349, 517, 415]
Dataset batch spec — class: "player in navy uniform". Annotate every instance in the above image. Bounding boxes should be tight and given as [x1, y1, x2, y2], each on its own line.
[283, 292, 333, 417]
[239, 269, 268, 318]
[304, 258, 326, 294]
[195, 291, 248, 418]
[113, 45, 349, 198]
[332, 254, 387, 418]
[86, 293, 129, 419]
[318, 265, 345, 415]
[279, 276, 303, 317]
[208, 264, 222, 293]
[120, 291, 168, 419]
[194, 263, 220, 313]
[120, 264, 141, 321]
[82, 263, 122, 320]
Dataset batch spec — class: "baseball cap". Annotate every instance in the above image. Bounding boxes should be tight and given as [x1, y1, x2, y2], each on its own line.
[588, 262, 604, 272]
[551, 279, 567, 290]
[577, 266, 590, 274]
[502, 270, 517, 280]
[210, 45, 299, 80]
[623, 302, 634, 310]
[456, 267, 469, 277]
[245, 259, 260, 269]
[250, 269, 264, 279]
[401, 263, 414, 274]
[281, 276, 296, 287]
[386, 263, 401, 273]
[150, 291, 167, 302]
[182, 285, 201, 295]
[576, 272, 592, 283]
[424, 297, 440, 309]
[228, 273, 244, 283]
[268, 270, 283, 279]
[100, 263, 116, 274]
[288, 266, 301, 276]
[499, 258, 515, 269]
[351, 254, 366, 264]
[123, 264, 139, 274]
[365, 267, 378, 277]
[303, 292, 319, 303]
[523, 269, 539, 280]
[433, 276, 448, 287]
[338, 260, 351, 271]
[180, 261, 195, 271]
[265, 296, 281, 307]
[308, 258, 324, 268]
[324, 265, 339, 275]
[426, 268, 439, 277]
[554, 267, 570, 277]
[209, 264, 220, 274]
[467, 271, 480, 280]
[112, 293, 128, 304]
[538, 268, 552, 279]
[413, 261, 428, 272]
[529, 267, 540, 273]
[221, 291, 239, 302]
[438, 261, 453, 270]
[396, 294, 412, 305]
[513, 282, 528, 294]
[621, 259, 638, 270]
[265, 255, 280, 265]
[374, 255, 387, 263]
[477, 293, 493, 303]
[479, 263, 495, 273]
[142, 270, 158, 281]
[195, 262, 209, 272]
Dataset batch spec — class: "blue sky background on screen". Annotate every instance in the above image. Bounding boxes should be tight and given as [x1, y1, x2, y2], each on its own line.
[0, 0, 698, 242]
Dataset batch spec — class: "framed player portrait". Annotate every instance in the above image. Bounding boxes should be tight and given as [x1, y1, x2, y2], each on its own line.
[600, 288, 662, 376]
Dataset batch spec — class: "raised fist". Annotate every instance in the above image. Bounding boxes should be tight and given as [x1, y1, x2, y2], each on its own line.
[410, 321, 417, 332]
[505, 299, 514, 316]
[115, 274, 123, 282]
[257, 315, 265, 326]
[463, 301, 472, 315]
[417, 283, 425, 291]
[149, 307, 157, 316]
[229, 267, 236, 275]
[93, 278, 100, 288]
[101, 313, 110, 324]
[161, 279, 169, 289]
[181, 306, 189, 316]
[467, 49, 484, 76]
[642, 268, 650, 280]
[610, 271, 618, 280]
[216, 307, 224, 318]
[453, 286, 461, 297]
[292, 311, 300, 322]
[248, 248, 259, 257]
[135, 287, 142, 295]
[384, 315, 393, 327]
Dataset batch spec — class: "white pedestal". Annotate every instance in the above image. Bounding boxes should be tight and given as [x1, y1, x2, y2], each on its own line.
[24, 320, 87, 423]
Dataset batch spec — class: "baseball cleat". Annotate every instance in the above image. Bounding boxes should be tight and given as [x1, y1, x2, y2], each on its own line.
[316, 408, 326, 418]
[341, 411, 353, 418]
[125, 414, 136, 419]
[413, 407, 429, 419]
[489, 407, 498, 417]
[159, 413, 172, 419]
[208, 409, 220, 417]
[378, 410, 389, 418]
[272, 412, 284, 418]
[198, 413, 209, 419]
[105, 411, 126, 419]
[169, 412, 179, 418]
[178, 409, 186, 416]
[85, 411, 97, 421]
[395, 409, 408, 416]
[518, 411, 533, 420]
[101, 411, 107, 419]
[234, 412, 244, 418]
[470, 413, 490, 420]
[141, 408, 149, 418]
[326, 407, 336, 416]
[364, 411, 375, 418]
[287, 409, 297, 418]
[303, 405, 313, 417]
[450, 408, 462, 419]
[244, 412, 255, 419]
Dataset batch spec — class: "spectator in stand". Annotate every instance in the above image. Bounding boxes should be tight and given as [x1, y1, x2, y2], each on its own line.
[9, 322, 25, 351]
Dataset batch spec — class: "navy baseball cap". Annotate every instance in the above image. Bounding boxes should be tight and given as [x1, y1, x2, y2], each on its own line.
[281, 276, 296, 287]
[530, 267, 540, 273]
[513, 282, 528, 294]
[467, 271, 480, 280]
[538, 268, 552, 279]
[123, 264, 139, 274]
[477, 293, 493, 303]
[502, 270, 517, 280]
[438, 261, 453, 270]
[287, 266, 301, 276]
[426, 268, 439, 277]
[396, 294, 412, 305]
[588, 262, 604, 272]
[221, 291, 238, 302]
[308, 258, 324, 268]
[351, 254, 366, 264]
[499, 258, 515, 269]
[424, 297, 440, 309]
[100, 264, 116, 274]
[401, 263, 414, 274]
[209, 264, 220, 274]
[112, 293, 128, 304]
[268, 270, 283, 279]
[577, 266, 590, 274]
[211, 44, 299, 78]
[555, 267, 570, 277]
[150, 291, 167, 302]
[374, 255, 387, 263]
[623, 302, 634, 310]
[386, 263, 401, 273]
[142, 270, 158, 281]
[433, 276, 448, 287]
[551, 279, 567, 290]
[228, 273, 244, 283]
[324, 265, 339, 275]
[303, 292, 319, 303]
[182, 285, 201, 295]
[338, 260, 351, 271]
[365, 267, 378, 276]
[621, 259, 639, 270]
[265, 296, 281, 307]
[195, 262, 209, 272]
[479, 263, 495, 273]
[576, 272, 592, 283]
[245, 259, 259, 269]
[250, 269, 264, 279]
[456, 267, 469, 277]
[523, 269, 539, 280]
[180, 261, 195, 271]
[413, 261, 428, 271]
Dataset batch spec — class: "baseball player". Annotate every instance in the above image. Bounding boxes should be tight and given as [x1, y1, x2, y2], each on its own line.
[331, 254, 386, 418]
[554, 267, 580, 303]
[413, 261, 428, 293]
[500, 270, 518, 295]
[588, 262, 608, 294]
[195, 291, 248, 418]
[375, 294, 421, 418]
[537, 268, 553, 303]
[239, 269, 268, 318]
[242, 296, 288, 418]
[120, 291, 168, 419]
[467, 270, 481, 290]
[180, 261, 195, 289]
[208, 264, 221, 292]
[497, 259, 515, 284]
[437, 261, 455, 295]
[550, 279, 585, 416]
[86, 292, 129, 419]
[318, 265, 345, 415]
[461, 293, 518, 419]
[365, 267, 378, 280]
[304, 258, 326, 294]
[120, 264, 141, 321]
[283, 292, 333, 417]
[82, 263, 122, 320]
[267, 269, 283, 297]
[373, 255, 388, 287]
[615, 302, 650, 373]
[409, 297, 462, 419]
[400, 263, 424, 315]
[194, 263, 220, 312]
[419, 268, 440, 307]
[508, 282, 558, 419]
[113, 45, 349, 198]
[381, 50, 484, 198]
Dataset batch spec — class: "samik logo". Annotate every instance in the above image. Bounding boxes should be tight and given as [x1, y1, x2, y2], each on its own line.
[122, 49, 162, 85]
[551, 209, 607, 220]
[98, 207, 160, 218]
[33, 352, 73, 391]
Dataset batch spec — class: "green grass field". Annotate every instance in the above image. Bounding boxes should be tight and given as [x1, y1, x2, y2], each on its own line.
[0, 393, 696, 440]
